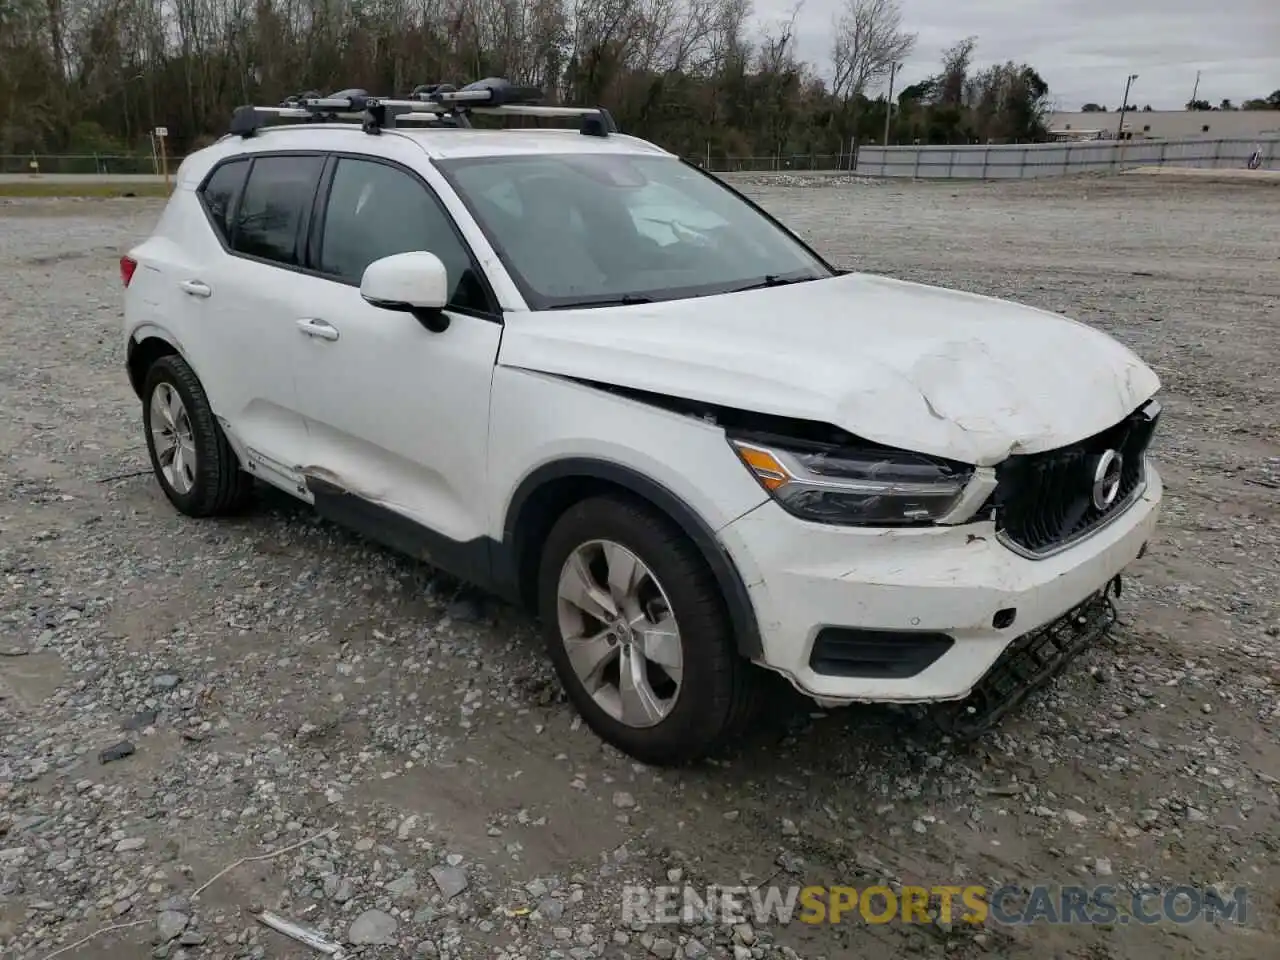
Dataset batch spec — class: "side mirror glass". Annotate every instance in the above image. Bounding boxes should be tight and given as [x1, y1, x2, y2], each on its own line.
[360, 251, 449, 312]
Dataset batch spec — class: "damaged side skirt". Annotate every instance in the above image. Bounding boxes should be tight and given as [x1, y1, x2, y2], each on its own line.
[302, 472, 501, 596]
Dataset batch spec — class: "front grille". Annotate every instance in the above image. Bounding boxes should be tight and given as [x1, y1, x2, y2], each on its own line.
[992, 400, 1160, 557]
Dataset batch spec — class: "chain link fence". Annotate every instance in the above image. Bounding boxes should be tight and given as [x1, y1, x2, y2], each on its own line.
[0, 154, 173, 175]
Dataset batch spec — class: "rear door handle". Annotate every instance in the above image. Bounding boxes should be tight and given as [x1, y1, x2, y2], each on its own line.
[296, 318, 340, 341]
[179, 280, 211, 298]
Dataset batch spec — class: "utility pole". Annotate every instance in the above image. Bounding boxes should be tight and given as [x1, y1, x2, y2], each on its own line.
[883, 62, 900, 146]
[1116, 73, 1138, 140]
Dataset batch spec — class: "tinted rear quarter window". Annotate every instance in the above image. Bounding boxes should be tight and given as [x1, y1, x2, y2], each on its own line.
[198, 159, 249, 242]
[231, 155, 325, 266]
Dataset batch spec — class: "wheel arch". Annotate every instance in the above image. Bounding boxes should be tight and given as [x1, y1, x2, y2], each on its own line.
[126, 327, 187, 399]
[497, 458, 763, 660]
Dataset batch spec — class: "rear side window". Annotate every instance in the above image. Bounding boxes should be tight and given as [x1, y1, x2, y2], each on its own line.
[230, 155, 325, 267]
[198, 159, 249, 242]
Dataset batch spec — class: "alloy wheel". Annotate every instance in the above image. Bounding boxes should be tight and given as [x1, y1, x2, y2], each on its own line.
[149, 382, 197, 495]
[555, 539, 684, 728]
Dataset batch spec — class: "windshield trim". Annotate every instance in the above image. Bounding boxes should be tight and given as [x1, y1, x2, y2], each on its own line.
[543, 270, 830, 311]
[433, 154, 838, 311]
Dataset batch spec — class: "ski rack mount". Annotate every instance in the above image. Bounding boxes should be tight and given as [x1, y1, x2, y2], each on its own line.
[228, 77, 618, 139]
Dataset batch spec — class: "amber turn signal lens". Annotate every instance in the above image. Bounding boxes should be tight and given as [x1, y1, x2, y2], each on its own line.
[732, 443, 791, 491]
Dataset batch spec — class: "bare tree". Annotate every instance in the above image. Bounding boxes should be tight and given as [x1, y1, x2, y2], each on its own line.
[828, 0, 913, 159]
[829, 0, 913, 105]
[0, 0, 1062, 167]
[752, 0, 804, 157]
[936, 34, 974, 107]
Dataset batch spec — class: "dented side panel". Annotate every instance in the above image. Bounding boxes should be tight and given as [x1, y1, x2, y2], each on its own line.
[290, 279, 504, 548]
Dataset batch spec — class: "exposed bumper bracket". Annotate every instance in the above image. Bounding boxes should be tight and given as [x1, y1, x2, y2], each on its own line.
[928, 589, 1118, 741]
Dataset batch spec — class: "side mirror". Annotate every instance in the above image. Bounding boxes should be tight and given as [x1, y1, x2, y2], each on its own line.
[360, 251, 451, 332]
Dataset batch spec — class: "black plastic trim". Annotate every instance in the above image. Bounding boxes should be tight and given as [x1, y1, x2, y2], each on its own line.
[302, 457, 762, 659]
[581, 108, 618, 137]
[306, 154, 338, 269]
[306, 474, 498, 592]
[499, 458, 764, 659]
[808, 628, 954, 679]
[195, 156, 251, 244]
[126, 335, 180, 399]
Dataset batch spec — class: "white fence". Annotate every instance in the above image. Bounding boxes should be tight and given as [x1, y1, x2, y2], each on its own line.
[853, 137, 1278, 179]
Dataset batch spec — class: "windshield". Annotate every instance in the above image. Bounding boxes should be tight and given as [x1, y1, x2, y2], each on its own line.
[435, 153, 834, 309]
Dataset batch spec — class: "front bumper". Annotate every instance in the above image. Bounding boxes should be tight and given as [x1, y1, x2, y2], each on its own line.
[718, 464, 1162, 704]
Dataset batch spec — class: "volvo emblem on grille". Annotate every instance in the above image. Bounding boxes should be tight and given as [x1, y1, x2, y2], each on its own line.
[1091, 449, 1124, 511]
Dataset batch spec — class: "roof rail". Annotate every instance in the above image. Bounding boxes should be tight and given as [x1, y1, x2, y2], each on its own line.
[228, 77, 618, 140]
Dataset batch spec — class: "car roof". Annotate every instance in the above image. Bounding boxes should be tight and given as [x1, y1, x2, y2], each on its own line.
[176, 125, 675, 189]
[399, 128, 673, 160]
[211, 125, 672, 161]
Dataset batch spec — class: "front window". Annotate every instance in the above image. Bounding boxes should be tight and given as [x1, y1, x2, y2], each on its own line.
[436, 153, 834, 309]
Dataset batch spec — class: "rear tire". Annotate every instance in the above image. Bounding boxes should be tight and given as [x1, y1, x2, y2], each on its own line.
[142, 355, 253, 518]
[537, 493, 760, 766]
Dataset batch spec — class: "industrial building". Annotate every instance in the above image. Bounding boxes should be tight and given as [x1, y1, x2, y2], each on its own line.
[1048, 109, 1280, 141]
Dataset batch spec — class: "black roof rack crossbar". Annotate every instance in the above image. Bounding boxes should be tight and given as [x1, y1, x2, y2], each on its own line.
[227, 78, 619, 139]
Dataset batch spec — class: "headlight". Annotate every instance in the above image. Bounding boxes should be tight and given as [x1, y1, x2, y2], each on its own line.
[728, 435, 973, 526]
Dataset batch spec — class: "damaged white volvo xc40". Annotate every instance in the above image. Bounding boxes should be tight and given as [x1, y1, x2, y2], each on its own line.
[122, 109, 1162, 766]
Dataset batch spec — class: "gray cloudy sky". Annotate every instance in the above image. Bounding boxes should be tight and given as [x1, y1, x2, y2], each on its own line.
[761, 0, 1280, 110]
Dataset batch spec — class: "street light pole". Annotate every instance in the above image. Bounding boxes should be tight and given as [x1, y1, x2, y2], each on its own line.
[883, 62, 899, 146]
[1116, 73, 1138, 141]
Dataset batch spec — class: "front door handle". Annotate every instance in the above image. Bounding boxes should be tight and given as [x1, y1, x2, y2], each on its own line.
[179, 280, 211, 298]
[296, 318, 340, 341]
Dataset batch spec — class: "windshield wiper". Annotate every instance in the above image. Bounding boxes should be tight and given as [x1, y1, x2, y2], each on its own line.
[723, 274, 821, 294]
[548, 294, 656, 310]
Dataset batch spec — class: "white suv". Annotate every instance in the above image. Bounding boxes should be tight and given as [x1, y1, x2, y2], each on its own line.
[121, 80, 1163, 766]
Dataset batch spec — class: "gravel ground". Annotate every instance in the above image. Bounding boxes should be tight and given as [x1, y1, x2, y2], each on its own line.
[2, 176, 1278, 960]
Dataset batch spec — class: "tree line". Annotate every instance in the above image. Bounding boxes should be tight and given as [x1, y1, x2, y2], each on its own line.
[1188, 92, 1280, 111]
[0, 0, 1057, 160]
[1083, 92, 1280, 113]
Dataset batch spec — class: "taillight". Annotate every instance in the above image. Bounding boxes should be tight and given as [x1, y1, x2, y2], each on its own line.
[120, 255, 138, 287]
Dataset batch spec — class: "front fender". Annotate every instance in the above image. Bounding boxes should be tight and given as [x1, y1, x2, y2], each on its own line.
[487, 366, 771, 658]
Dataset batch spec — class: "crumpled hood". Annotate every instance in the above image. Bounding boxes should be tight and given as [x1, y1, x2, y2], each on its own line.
[498, 272, 1161, 466]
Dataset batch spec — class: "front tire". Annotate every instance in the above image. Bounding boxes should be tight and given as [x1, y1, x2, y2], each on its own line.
[537, 494, 759, 766]
[142, 355, 253, 517]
